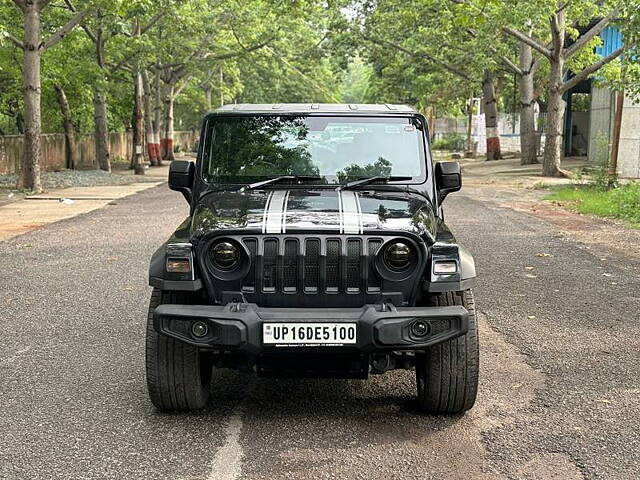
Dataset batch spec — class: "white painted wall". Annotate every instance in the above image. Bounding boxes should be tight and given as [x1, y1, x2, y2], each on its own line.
[434, 110, 541, 155]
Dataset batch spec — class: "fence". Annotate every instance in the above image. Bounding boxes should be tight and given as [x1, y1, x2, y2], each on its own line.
[0, 131, 198, 175]
[434, 113, 546, 155]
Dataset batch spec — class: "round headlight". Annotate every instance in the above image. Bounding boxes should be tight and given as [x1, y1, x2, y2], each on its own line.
[384, 242, 413, 271]
[210, 241, 240, 270]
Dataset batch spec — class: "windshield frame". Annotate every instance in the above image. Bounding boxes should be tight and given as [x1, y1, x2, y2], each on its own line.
[197, 113, 431, 189]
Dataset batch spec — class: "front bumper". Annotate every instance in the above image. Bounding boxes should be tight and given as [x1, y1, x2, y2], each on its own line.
[153, 303, 469, 354]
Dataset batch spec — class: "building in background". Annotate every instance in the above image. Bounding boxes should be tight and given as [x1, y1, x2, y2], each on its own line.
[587, 26, 640, 178]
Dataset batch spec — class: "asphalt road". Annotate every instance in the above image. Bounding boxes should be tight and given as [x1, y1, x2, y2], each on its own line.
[1, 184, 638, 480]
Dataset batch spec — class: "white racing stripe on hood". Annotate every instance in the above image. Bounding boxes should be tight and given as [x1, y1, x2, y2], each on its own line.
[261, 191, 274, 234]
[264, 190, 288, 234]
[340, 190, 362, 234]
[281, 190, 291, 233]
[338, 190, 344, 233]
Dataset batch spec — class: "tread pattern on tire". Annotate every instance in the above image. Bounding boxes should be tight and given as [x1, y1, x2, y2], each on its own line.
[145, 288, 211, 411]
[416, 289, 479, 414]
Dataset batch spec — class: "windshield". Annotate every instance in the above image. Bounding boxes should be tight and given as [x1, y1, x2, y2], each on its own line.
[202, 115, 426, 185]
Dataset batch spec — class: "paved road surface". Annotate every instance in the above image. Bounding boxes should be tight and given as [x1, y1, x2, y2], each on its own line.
[1, 184, 638, 479]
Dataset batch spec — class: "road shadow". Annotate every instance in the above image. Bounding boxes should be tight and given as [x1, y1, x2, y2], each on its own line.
[207, 367, 463, 436]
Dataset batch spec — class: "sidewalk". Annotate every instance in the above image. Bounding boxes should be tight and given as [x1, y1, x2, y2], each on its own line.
[459, 156, 591, 188]
[0, 164, 170, 242]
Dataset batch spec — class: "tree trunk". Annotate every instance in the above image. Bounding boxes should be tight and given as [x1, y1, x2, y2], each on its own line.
[93, 92, 110, 172]
[219, 66, 224, 107]
[465, 97, 474, 157]
[426, 106, 435, 142]
[482, 71, 501, 161]
[519, 43, 538, 165]
[162, 84, 176, 162]
[203, 85, 212, 111]
[608, 89, 624, 183]
[132, 72, 145, 175]
[542, 83, 565, 176]
[18, 5, 43, 193]
[154, 66, 163, 166]
[142, 70, 160, 166]
[54, 85, 78, 169]
[542, 10, 569, 177]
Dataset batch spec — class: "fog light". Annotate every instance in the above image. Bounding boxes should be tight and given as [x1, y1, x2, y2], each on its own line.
[433, 261, 457, 274]
[411, 320, 430, 337]
[191, 321, 208, 338]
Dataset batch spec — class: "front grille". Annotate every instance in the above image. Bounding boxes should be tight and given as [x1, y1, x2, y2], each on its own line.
[240, 236, 384, 295]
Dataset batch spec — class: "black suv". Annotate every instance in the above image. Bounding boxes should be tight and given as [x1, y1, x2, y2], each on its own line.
[147, 104, 478, 413]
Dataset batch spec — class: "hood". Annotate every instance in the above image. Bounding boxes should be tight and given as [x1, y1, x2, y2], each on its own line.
[190, 188, 437, 242]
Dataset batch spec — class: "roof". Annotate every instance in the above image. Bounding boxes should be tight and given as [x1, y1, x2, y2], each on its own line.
[212, 103, 418, 115]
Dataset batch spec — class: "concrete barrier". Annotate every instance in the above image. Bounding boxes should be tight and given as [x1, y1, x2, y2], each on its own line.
[0, 131, 198, 174]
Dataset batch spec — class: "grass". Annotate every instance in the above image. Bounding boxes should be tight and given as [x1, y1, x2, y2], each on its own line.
[546, 183, 640, 228]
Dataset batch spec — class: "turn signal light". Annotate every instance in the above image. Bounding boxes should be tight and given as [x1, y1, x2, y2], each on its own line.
[433, 261, 457, 274]
[166, 258, 192, 273]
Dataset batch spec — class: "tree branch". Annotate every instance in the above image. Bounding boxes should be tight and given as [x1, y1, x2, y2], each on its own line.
[464, 27, 524, 76]
[140, 12, 166, 35]
[202, 36, 274, 61]
[107, 61, 133, 73]
[174, 74, 193, 97]
[361, 34, 471, 80]
[561, 46, 625, 93]
[564, 10, 618, 59]
[12, 0, 26, 13]
[3, 31, 25, 50]
[550, 11, 564, 57]
[500, 55, 524, 76]
[63, 0, 97, 43]
[108, 51, 139, 73]
[453, 0, 551, 58]
[42, 8, 92, 50]
[502, 27, 552, 59]
[556, 0, 573, 13]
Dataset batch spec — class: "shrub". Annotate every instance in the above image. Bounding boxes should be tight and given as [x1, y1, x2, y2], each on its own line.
[432, 133, 466, 151]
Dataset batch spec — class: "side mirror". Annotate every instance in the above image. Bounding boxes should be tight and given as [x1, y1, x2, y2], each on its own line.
[435, 161, 462, 204]
[168, 160, 195, 204]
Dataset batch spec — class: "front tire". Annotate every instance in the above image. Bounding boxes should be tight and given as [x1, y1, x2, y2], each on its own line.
[416, 290, 479, 414]
[145, 288, 212, 411]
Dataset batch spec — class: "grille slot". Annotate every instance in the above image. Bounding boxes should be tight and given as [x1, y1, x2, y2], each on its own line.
[367, 239, 382, 293]
[326, 239, 341, 293]
[304, 239, 320, 293]
[243, 239, 257, 293]
[283, 239, 298, 293]
[346, 239, 361, 293]
[263, 239, 277, 292]
[240, 236, 389, 297]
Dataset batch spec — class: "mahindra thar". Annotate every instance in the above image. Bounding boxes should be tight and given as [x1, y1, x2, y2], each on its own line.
[147, 104, 478, 413]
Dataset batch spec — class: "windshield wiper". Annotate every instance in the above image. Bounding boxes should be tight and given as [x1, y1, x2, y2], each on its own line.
[239, 175, 322, 192]
[337, 175, 414, 191]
